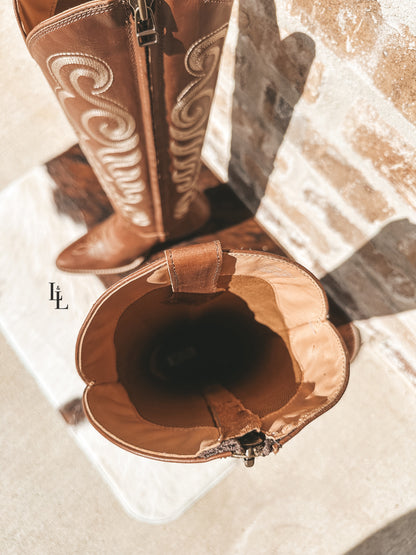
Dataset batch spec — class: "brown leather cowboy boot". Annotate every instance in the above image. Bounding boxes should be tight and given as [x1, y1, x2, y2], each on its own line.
[76, 241, 351, 465]
[14, 0, 233, 273]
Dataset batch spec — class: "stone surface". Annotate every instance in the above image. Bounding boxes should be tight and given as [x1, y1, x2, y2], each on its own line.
[374, 28, 416, 126]
[303, 59, 324, 103]
[322, 219, 416, 320]
[303, 188, 366, 247]
[205, 0, 416, 392]
[294, 120, 394, 223]
[345, 102, 416, 206]
[290, 0, 382, 57]
[268, 186, 331, 254]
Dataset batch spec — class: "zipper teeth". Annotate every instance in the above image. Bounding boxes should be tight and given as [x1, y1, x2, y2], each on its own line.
[143, 18, 163, 237]
[128, 0, 154, 17]
[141, 4, 166, 239]
[127, 3, 165, 240]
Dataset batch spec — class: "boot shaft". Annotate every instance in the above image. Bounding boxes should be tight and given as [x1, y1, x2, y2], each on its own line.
[15, 0, 233, 238]
[149, 0, 233, 227]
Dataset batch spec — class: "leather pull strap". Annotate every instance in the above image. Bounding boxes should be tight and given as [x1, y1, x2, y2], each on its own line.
[203, 384, 262, 442]
[164, 240, 223, 294]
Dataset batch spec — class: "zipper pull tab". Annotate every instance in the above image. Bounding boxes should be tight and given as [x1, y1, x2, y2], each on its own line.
[129, 0, 158, 47]
[232, 431, 266, 468]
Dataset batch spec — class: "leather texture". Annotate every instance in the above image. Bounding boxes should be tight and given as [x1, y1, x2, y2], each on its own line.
[336, 322, 361, 363]
[56, 192, 210, 274]
[76, 241, 350, 463]
[165, 241, 223, 293]
[15, 0, 232, 273]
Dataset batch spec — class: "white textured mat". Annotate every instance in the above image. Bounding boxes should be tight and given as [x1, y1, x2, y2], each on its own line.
[0, 166, 234, 523]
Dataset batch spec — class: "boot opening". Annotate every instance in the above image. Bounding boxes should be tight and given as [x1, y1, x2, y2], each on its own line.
[78, 252, 348, 460]
[114, 286, 299, 429]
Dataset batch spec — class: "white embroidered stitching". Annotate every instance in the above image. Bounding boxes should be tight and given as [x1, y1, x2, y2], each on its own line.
[170, 24, 228, 220]
[47, 52, 150, 226]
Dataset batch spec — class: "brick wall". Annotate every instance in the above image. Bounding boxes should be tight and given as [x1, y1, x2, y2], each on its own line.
[204, 0, 416, 386]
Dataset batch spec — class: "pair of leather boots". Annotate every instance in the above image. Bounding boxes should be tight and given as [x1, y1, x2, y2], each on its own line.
[16, 0, 232, 274]
[15, 0, 358, 466]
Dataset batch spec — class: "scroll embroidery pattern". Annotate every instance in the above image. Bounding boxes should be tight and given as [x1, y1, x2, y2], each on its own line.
[47, 53, 150, 226]
[170, 24, 228, 220]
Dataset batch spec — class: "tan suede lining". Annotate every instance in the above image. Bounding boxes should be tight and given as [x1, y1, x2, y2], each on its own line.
[114, 285, 298, 429]
[77, 251, 348, 461]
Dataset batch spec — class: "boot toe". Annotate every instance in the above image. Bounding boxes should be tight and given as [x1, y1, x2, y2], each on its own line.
[56, 234, 100, 273]
[56, 215, 158, 274]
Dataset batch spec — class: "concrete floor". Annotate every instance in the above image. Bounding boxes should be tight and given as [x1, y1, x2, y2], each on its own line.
[2, 328, 416, 554]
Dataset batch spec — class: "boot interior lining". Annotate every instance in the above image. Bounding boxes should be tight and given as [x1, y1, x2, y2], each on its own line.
[114, 278, 299, 429]
[78, 254, 348, 458]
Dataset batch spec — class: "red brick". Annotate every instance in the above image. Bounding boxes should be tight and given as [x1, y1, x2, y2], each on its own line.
[290, 0, 382, 58]
[241, 151, 270, 195]
[374, 29, 416, 126]
[303, 60, 324, 104]
[345, 103, 416, 206]
[322, 221, 416, 320]
[268, 188, 331, 253]
[304, 189, 365, 246]
[237, 3, 315, 105]
[298, 125, 394, 222]
[276, 32, 316, 96]
[360, 242, 416, 300]
[396, 233, 416, 268]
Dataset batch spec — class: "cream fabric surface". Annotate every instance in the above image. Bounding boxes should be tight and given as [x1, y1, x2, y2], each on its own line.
[0, 166, 234, 523]
[0, 5, 76, 188]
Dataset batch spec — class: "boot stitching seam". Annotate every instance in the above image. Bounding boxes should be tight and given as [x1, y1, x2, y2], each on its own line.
[28, 5, 118, 50]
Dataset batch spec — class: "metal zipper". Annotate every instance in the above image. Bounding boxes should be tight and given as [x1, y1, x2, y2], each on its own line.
[232, 431, 267, 468]
[128, 0, 158, 47]
[126, 0, 165, 238]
